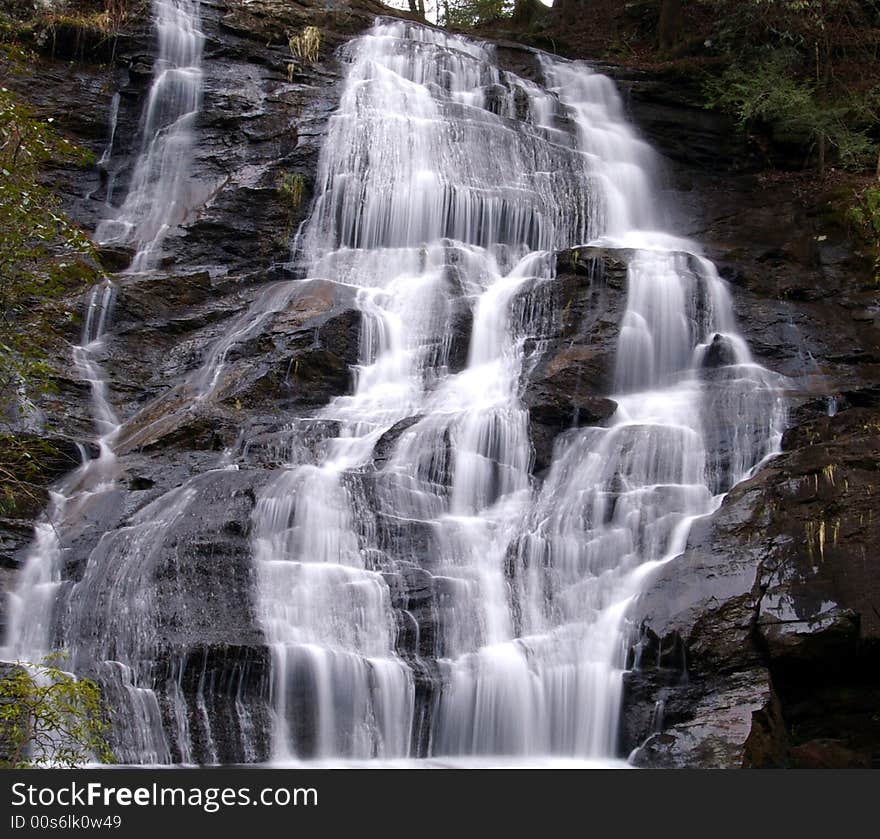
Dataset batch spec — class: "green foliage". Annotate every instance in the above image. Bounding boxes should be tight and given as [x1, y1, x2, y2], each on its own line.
[704, 51, 877, 171]
[697, 1, 879, 173]
[278, 172, 306, 211]
[849, 186, 880, 236]
[846, 185, 880, 284]
[0, 83, 98, 403]
[0, 653, 115, 768]
[0, 434, 62, 516]
[441, 0, 514, 28]
[700, 0, 878, 51]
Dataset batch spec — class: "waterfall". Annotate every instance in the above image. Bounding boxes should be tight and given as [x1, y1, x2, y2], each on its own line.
[4, 280, 120, 657]
[0, 279, 131, 761]
[252, 20, 785, 765]
[95, 0, 204, 271]
[5, 2, 208, 766]
[2, 276, 206, 763]
[3, 0, 206, 739]
[3, 18, 786, 767]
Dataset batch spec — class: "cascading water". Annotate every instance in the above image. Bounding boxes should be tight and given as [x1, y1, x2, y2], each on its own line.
[4, 281, 119, 653]
[250, 21, 786, 765]
[1, 279, 126, 761]
[95, 0, 204, 271]
[3, 17, 787, 767]
[3, 0, 206, 764]
[3, 276, 232, 764]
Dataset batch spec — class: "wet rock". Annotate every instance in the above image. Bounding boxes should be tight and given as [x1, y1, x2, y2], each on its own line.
[525, 382, 617, 473]
[113, 270, 215, 322]
[105, 271, 276, 418]
[212, 278, 362, 412]
[154, 643, 272, 765]
[535, 248, 628, 386]
[148, 470, 266, 652]
[96, 245, 135, 272]
[601, 63, 756, 176]
[372, 417, 424, 468]
[0, 525, 32, 627]
[114, 391, 240, 456]
[674, 174, 880, 404]
[630, 668, 788, 768]
[35, 375, 96, 442]
[106, 276, 362, 457]
[701, 333, 737, 368]
[445, 296, 474, 374]
[219, 0, 413, 53]
[760, 409, 880, 648]
[386, 562, 437, 661]
[239, 418, 342, 469]
[59, 468, 267, 653]
[0, 435, 99, 595]
[409, 657, 441, 757]
[626, 404, 880, 767]
[517, 247, 628, 473]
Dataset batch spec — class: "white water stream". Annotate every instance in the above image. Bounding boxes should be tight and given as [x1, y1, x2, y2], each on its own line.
[95, 0, 204, 271]
[250, 21, 786, 764]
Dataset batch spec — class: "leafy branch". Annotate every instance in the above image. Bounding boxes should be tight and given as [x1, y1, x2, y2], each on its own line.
[0, 653, 115, 768]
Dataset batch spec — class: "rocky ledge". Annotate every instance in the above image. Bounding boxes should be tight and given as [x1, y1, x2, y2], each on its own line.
[624, 398, 880, 768]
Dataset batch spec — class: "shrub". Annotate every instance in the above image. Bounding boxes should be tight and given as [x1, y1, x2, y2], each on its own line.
[847, 184, 880, 285]
[288, 25, 321, 64]
[0, 654, 114, 768]
[278, 172, 306, 210]
[703, 51, 876, 171]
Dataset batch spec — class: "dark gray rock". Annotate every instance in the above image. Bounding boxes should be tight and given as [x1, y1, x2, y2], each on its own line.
[625, 405, 880, 767]
[154, 643, 272, 765]
[629, 667, 788, 769]
[54, 468, 270, 764]
[517, 247, 627, 472]
[701, 333, 737, 368]
[0, 435, 101, 637]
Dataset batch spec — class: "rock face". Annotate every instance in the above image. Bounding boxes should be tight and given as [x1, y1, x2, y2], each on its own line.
[1, 0, 877, 767]
[624, 402, 880, 768]
[518, 249, 626, 472]
[0, 436, 92, 578]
